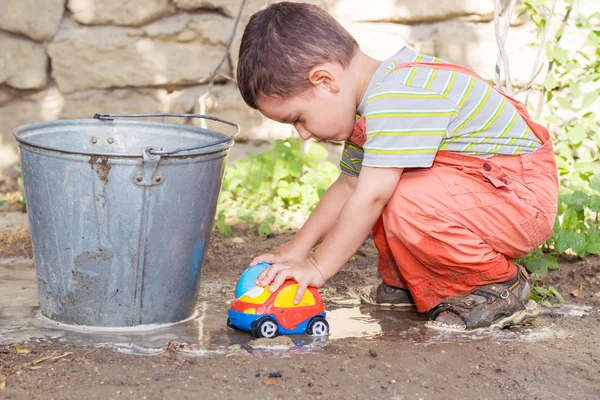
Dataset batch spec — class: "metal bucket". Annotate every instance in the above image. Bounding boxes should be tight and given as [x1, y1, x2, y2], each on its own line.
[13, 113, 239, 327]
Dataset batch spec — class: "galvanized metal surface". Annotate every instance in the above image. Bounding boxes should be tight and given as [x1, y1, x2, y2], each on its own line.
[14, 115, 236, 327]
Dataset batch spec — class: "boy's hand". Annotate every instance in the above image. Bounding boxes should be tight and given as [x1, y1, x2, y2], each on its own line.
[255, 258, 325, 304]
[249, 241, 308, 267]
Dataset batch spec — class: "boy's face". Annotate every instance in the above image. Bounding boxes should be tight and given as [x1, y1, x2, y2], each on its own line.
[256, 64, 357, 142]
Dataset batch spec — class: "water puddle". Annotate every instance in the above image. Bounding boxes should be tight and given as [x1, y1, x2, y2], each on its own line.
[0, 262, 589, 356]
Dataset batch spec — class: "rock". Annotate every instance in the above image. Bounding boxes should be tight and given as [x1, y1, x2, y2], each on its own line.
[67, 0, 175, 26]
[248, 335, 295, 349]
[0, 86, 63, 168]
[211, 372, 228, 382]
[331, 0, 496, 23]
[433, 21, 540, 87]
[58, 85, 207, 119]
[0, 0, 65, 41]
[343, 22, 438, 60]
[194, 84, 295, 141]
[48, 16, 232, 93]
[174, 0, 241, 17]
[0, 33, 48, 90]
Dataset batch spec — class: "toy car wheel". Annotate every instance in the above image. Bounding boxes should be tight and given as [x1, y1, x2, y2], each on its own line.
[252, 316, 279, 338]
[306, 316, 329, 336]
[226, 318, 239, 330]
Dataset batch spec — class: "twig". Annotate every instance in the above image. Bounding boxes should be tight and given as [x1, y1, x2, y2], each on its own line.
[524, 0, 559, 106]
[494, 0, 514, 95]
[513, 61, 546, 95]
[535, 6, 572, 118]
[216, 72, 238, 83]
[196, 0, 247, 128]
[6, 352, 74, 377]
[206, 0, 246, 90]
[494, 0, 517, 90]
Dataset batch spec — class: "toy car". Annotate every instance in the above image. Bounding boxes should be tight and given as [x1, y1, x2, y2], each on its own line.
[227, 263, 329, 338]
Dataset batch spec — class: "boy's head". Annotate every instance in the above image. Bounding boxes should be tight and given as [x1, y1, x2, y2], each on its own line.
[237, 2, 360, 142]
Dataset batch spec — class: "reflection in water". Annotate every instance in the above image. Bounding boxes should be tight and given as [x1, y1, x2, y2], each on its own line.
[0, 262, 584, 356]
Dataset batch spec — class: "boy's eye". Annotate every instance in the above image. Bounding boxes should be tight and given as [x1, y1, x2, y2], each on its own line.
[292, 117, 300, 125]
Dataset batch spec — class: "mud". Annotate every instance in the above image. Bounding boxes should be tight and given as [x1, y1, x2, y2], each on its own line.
[1, 215, 600, 399]
[88, 155, 111, 186]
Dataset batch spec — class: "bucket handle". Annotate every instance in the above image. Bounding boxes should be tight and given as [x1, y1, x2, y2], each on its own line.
[93, 113, 240, 156]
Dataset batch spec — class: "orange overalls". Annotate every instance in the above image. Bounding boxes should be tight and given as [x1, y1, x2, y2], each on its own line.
[351, 62, 559, 312]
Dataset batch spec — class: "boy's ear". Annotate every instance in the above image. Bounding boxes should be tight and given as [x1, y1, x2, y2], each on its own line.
[308, 63, 340, 94]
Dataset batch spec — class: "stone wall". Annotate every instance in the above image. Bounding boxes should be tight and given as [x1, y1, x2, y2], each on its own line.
[0, 0, 596, 167]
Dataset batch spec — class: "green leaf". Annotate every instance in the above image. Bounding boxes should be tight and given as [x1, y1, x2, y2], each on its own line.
[565, 231, 586, 256]
[548, 286, 565, 303]
[554, 25, 565, 40]
[591, 174, 600, 193]
[525, 256, 548, 278]
[569, 81, 581, 98]
[288, 160, 303, 178]
[556, 96, 571, 109]
[306, 143, 328, 161]
[574, 162, 596, 174]
[554, 229, 569, 254]
[566, 190, 589, 211]
[216, 211, 232, 237]
[544, 75, 559, 91]
[589, 195, 600, 212]
[258, 215, 276, 237]
[585, 227, 600, 254]
[552, 47, 568, 65]
[568, 124, 586, 144]
[582, 90, 599, 109]
[562, 207, 579, 230]
[543, 254, 560, 270]
[582, 73, 600, 83]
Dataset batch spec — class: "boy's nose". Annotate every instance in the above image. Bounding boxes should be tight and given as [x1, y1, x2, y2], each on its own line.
[296, 126, 312, 140]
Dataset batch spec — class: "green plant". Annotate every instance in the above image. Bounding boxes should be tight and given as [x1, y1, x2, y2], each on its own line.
[517, 0, 600, 286]
[217, 139, 338, 236]
[530, 284, 565, 306]
[14, 165, 26, 211]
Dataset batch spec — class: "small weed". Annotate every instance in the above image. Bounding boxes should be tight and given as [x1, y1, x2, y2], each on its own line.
[530, 285, 565, 306]
[14, 166, 26, 211]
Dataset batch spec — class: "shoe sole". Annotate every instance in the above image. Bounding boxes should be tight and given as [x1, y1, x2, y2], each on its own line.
[359, 286, 416, 308]
[424, 299, 540, 333]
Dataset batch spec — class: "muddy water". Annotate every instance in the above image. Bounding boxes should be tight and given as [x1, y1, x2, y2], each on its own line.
[0, 262, 587, 356]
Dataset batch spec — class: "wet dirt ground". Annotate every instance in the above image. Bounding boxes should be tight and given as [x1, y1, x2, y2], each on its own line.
[1, 212, 600, 399]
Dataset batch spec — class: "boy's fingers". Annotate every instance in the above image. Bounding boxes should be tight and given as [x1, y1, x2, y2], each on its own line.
[269, 270, 290, 292]
[250, 254, 276, 266]
[259, 263, 284, 286]
[294, 282, 308, 304]
[255, 266, 272, 284]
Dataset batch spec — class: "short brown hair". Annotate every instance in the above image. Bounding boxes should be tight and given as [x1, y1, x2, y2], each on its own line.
[236, 2, 359, 109]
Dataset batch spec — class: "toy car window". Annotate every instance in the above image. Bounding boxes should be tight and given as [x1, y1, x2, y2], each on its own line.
[274, 284, 316, 308]
[239, 285, 273, 304]
[244, 286, 264, 298]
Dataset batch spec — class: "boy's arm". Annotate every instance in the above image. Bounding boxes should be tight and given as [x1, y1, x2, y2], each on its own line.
[257, 166, 403, 303]
[250, 172, 357, 265]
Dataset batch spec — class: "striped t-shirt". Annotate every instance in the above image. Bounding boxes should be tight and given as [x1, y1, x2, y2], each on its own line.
[340, 47, 541, 176]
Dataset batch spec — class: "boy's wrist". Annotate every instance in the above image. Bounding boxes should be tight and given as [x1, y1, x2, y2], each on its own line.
[307, 256, 327, 283]
[286, 234, 316, 257]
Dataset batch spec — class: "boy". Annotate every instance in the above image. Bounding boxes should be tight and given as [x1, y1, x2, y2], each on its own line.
[236, 2, 558, 331]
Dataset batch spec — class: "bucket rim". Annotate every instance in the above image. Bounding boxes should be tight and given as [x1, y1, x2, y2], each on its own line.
[13, 118, 236, 158]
